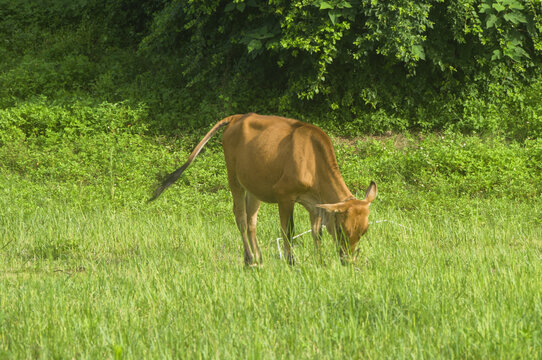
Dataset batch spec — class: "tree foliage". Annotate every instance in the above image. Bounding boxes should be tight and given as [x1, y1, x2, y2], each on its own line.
[1, 0, 541, 137]
[137, 0, 541, 135]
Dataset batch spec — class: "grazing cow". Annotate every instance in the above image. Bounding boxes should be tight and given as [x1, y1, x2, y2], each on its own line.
[150, 113, 377, 265]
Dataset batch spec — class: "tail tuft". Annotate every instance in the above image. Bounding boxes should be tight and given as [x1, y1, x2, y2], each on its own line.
[148, 163, 189, 202]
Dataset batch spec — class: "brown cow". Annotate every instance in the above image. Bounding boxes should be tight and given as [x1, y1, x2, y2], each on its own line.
[150, 113, 377, 265]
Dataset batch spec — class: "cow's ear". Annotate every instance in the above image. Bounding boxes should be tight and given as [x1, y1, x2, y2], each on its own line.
[364, 181, 377, 203]
[315, 202, 349, 213]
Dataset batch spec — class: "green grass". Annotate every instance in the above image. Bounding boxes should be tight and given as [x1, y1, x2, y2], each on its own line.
[1, 3, 541, 357]
[1, 146, 541, 358]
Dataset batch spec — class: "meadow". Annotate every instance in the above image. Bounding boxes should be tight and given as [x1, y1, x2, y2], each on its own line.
[1, 128, 541, 359]
[1, 1, 541, 357]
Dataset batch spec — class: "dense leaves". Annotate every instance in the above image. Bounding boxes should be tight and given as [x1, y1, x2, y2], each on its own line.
[0, 0, 541, 137]
[136, 0, 542, 137]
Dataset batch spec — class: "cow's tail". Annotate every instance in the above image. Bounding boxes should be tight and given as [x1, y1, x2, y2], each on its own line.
[148, 115, 239, 202]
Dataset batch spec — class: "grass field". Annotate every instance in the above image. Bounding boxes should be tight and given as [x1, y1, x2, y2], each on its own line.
[1, 133, 541, 359]
[1, 2, 541, 357]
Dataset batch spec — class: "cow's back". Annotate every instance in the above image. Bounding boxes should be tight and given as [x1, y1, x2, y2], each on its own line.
[221, 113, 344, 204]
[222, 114, 308, 202]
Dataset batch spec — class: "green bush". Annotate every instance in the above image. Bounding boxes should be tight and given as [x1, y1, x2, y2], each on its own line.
[337, 133, 541, 202]
[137, 0, 542, 135]
[1, 0, 541, 137]
[0, 99, 148, 141]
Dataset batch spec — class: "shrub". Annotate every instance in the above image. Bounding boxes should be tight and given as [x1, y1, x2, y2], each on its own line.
[341, 133, 541, 202]
[0, 98, 148, 142]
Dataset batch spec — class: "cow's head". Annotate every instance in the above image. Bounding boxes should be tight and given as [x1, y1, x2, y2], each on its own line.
[316, 182, 377, 263]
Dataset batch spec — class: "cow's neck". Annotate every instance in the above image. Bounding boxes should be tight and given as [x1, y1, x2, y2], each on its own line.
[317, 169, 353, 204]
[297, 180, 352, 218]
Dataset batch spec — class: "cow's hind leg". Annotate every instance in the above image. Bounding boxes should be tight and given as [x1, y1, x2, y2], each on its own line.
[278, 200, 295, 265]
[246, 192, 262, 265]
[229, 180, 255, 266]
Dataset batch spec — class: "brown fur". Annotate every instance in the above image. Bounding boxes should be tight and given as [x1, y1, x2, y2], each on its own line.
[150, 113, 377, 265]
